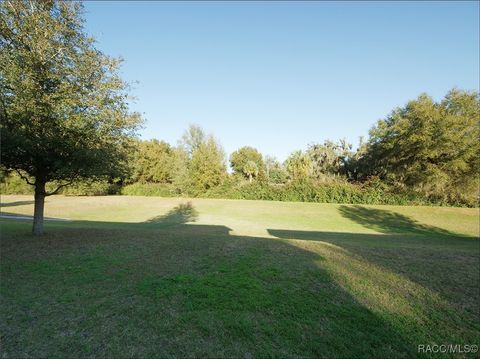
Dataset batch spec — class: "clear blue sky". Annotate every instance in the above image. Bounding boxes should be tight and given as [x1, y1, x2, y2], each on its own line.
[83, 1, 479, 161]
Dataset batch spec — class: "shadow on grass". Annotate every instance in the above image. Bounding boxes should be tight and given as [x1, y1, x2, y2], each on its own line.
[145, 202, 199, 226]
[0, 200, 34, 208]
[0, 206, 424, 358]
[1, 203, 478, 357]
[338, 205, 461, 237]
[267, 207, 479, 327]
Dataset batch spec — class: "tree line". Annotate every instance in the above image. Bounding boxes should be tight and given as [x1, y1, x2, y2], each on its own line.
[115, 87, 478, 208]
[5, 88, 478, 209]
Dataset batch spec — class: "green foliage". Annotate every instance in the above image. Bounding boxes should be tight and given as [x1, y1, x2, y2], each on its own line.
[1, 172, 33, 194]
[268, 167, 288, 184]
[230, 146, 264, 180]
[284, 150, 312, 180]
[344, 137, 368, 181]
[243, 160, 259, 183]
[121, 182, 175, 197]
[363, 89, 480, 205]
[170, 147, 190, 195]
[1, 172, 119, 196]
[0, 0, 142, 190]
[130, 140, 175, 183]
[172, 125, 228, 195]
[179, 124, 206, 157]
[264, 155, 288, 184]
[60, 180, 120, 196]
[186, 136, 227, 195]
[119, 88, 477, 208]
[198, 177, 448, 206]
[308, 139, 352, 179]
[0, 0, 143, 233]
[2, 169, 472, 207]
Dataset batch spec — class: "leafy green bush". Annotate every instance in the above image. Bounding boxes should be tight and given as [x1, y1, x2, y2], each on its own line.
[217, 179, 452, 206]
[61, 180, 120, 196]
[121, 183, 176, 197]
[203, 177, 241, 199]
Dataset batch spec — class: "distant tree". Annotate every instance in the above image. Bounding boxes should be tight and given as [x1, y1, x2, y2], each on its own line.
[0, 0, 142, 234]
[363, 89, 480, 203]
[131, 140, 175, 183]
[264, 155, 275, 179]
[308, 139, 353, 180]
[187, 135, 227, 193]
[180, 124, 206, 158]
[285, 150, 312, 180]
[264, 155, 288, 184]
[230, 146, 264, 181]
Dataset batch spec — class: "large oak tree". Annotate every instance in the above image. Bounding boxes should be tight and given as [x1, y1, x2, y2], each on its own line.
[363, 89, 480, 204]
[0, 0, 142, 234]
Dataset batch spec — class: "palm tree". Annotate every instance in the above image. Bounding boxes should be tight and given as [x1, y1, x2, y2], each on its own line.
[244, 161, 259, 183]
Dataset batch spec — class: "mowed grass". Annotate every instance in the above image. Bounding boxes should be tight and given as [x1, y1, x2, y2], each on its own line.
[1, 195, 479, 358]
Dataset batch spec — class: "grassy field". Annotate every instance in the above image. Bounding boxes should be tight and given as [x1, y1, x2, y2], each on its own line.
[1, 195, 479, 358]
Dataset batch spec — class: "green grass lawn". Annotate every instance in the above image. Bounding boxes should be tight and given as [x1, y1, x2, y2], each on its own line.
[1, 195, 479, 358]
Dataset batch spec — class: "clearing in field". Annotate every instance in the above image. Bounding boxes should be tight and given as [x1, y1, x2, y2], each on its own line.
[1, 195, 479, 358]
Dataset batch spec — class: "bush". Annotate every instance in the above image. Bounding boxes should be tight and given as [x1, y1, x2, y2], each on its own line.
[61, 180, 120, 196]
[216, 179, 448, 206]
[121, 182, 176, 197]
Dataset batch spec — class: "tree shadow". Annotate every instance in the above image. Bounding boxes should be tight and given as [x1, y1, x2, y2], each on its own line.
[145, 202, 199, 226]
[268, 207, 479, 329]
[1, 204, 478, 357]
[0, 200, 34, 208]
[338, 205, 462, 237]
[0, 216, 424, 358]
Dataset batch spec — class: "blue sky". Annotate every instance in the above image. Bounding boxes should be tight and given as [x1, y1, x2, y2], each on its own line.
[83, 1, 479, 161]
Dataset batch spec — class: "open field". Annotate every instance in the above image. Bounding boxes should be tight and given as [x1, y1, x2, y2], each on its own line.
[1, 195, 479, 358]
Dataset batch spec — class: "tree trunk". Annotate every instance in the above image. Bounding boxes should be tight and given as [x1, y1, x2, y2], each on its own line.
[33, 181, 46, 235]
[249, 174, 252, 183]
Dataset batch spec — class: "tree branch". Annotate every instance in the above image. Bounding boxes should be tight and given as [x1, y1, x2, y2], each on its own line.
[15, 169, 35, 186]
[45, 180, 74, 196]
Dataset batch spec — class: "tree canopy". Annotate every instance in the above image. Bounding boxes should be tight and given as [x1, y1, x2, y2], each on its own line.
[285, 150, 312, 181]
[179, 124, 206, 158]
[131, 140, 175, 184]
[308, 139, 352, 180]
[230, 146, 264, 180]
[363, 89, 480, 203]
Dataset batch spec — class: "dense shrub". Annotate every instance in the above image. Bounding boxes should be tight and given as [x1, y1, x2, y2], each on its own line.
[201, 179, 442, 206]
[211, 179, 459, 206]
[61, 180, 120, 196]
[121, 182, 176, 197]
[2, 171, 475, 207]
